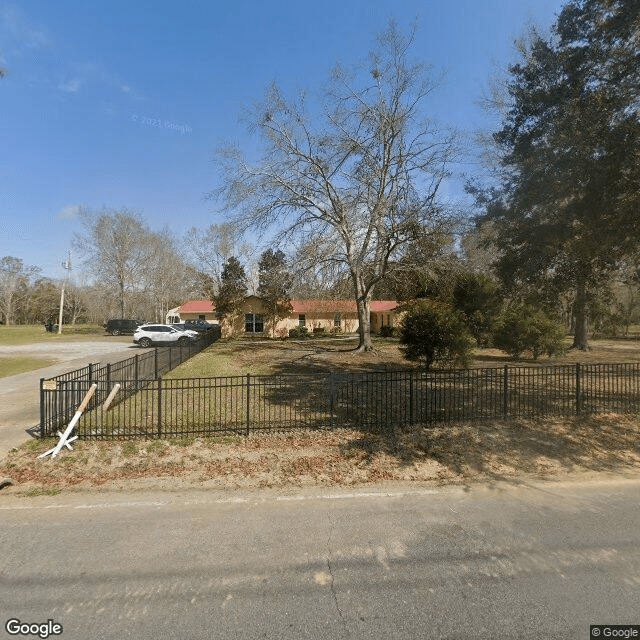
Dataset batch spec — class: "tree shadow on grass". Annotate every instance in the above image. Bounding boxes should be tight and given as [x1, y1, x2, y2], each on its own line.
[208, 340, 640, 484]
[261, 348, 640, 482]
[335, 413, 640, 485]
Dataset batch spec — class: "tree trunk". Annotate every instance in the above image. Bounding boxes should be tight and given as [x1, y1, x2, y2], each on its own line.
[355, 294, 373, 351]
[572, 280, 589, 350]
[119, 281, 126, 318]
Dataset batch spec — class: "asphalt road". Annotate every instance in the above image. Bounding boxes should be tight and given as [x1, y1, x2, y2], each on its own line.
[0, 340, 142, 459]
[1, 478, 639, 639]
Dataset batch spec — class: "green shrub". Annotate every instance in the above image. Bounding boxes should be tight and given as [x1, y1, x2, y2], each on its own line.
[399, 301, 475, 370]
[312, 326, 327, 337]
[493, 305, 566, 359]
[452, 273, 503, 347]
[288, 326, 310, 339]
[378, 325, 398, 338]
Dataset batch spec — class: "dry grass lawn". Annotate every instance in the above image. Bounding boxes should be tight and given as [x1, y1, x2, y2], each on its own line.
[2, 412, 639, 496]
[2, 335, 640, 496]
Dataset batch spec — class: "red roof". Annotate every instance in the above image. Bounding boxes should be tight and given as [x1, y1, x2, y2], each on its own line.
[179, 300, 215, 314]
[290, 300, 398, 313]
[178, 299, 398, 314]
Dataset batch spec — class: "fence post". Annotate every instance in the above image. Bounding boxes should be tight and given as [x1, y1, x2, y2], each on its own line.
[157, 377, 163, 438]
[39, 378, 45, 438]
[88, 362, 94, 384]
[106, 363, 112, 398]
[135, 354, 139, 387]
[503, 365, 509, 418]
[246, 374, 251, 436]
[154, 348, 159, 379]
[576, 362, 581, 415]
[329, 371, 334, 429]
[409, 370, 414, 426]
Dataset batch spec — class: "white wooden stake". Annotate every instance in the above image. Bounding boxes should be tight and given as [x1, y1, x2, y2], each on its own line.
[39, 383, 97, 459]
[102, 383, 121, 411]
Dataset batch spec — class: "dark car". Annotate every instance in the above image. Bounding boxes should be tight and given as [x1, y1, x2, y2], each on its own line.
[183, 320, 214, 333]
[105, 319, 142, 336]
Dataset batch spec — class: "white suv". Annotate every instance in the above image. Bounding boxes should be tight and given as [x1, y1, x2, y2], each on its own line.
[133, 324, 198, 348]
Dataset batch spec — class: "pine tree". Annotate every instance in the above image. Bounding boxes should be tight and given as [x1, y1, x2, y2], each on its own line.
[257, 249, 293, 331]
[213, 257, 247, 318]
[474, 0, 640, 350]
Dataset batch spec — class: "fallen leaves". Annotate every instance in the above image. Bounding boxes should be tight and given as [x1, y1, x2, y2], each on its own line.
[1, 413, 639, 495]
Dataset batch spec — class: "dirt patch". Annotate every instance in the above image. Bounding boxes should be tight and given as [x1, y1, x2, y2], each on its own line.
[2, 413, 639, 496]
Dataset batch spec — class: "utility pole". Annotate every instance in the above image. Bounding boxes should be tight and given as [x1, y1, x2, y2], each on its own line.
[57, 251, 72, 335]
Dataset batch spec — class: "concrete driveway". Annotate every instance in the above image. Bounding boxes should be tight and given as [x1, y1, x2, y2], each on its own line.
[0, 340, 144, 459]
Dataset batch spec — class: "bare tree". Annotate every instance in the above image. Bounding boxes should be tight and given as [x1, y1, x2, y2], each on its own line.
[0, 256, 40, 324]
[74, 207, 156, 318]
[187, 222, 256, 292]
[144, 230, 199, 321]
[211, 21, 457, 351]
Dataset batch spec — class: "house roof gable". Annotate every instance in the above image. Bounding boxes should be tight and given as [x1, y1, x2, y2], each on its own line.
[179, 300, 215, 314]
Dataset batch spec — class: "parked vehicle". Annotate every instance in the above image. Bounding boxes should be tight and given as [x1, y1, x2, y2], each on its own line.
[184, 320, 214, 333]
[169, 323, 200, 338]
[105, 319, 142, 336]
[133, 324, 197, 347]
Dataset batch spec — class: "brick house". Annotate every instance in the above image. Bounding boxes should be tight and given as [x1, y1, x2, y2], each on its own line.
[167, 297, 400, 338]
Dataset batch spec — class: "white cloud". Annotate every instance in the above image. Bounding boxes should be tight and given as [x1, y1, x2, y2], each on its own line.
[58, 78, 81, 92]
[0, 4, 52, 56]
[59, 204, 81, 220]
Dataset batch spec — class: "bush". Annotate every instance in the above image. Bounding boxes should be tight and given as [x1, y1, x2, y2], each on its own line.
[452, 273, 503, 347]
[378, 325, 398, 338]
[493, 305, 566, 359]
[288, 326, 310, 339]
[312, 326, 327, 337]
[399, 301, 475, 370]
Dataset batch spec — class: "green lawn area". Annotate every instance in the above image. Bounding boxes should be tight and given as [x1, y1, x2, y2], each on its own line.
[165, 340, 280, 378]
[166, 334, 640, 381]
[0, 357, 57, 378]
[0, 324, 106, 346]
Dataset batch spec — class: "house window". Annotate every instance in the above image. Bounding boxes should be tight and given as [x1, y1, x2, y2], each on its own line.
[198, 314, 206, 320]
[334, 313, 342, 328]
[245, 313, 264, 333]
[298, 314, 306, 327]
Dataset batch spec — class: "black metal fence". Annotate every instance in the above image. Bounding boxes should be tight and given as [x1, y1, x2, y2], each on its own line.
[40, 330, 220, 437]
[41, 361, 640, 439]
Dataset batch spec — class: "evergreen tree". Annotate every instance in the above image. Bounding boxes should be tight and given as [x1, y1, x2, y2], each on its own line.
[213, 257, 247, 318]
[452, 272, 502, 347]
[473, 0, 640, 350]
[257, 249, 293, 331]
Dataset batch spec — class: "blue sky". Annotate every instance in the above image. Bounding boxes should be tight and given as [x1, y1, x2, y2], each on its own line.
[0, 0, 566, 279]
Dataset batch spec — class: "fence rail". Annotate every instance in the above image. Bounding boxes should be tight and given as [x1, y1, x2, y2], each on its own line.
[41, 361, 640, 439]
[40, 330, 220, 437]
